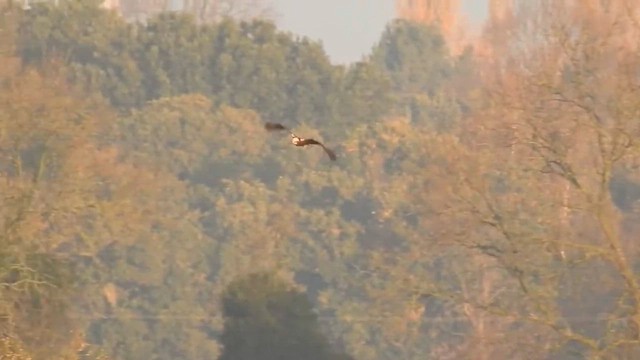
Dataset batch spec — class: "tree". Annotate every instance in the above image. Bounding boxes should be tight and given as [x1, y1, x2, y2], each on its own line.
[332, 61, 393, 132]
[15, 2, 394, 132]
[371, 19, 452, 96]
[0, 47, 119, 357]
[370, 20, 462, 130]
[18, 0, 144, 108]
[358, 1, 640, 358]
[136, 13, 215, 99]
[219, 272, 353, 360]
[117, 0, 276, 25]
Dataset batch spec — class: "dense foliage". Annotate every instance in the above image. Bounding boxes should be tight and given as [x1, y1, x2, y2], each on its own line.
[2, 0, 640, 359]
[219, 272, 353, 360]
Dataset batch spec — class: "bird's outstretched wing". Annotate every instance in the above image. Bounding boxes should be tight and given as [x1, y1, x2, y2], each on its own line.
[264, 122, 289, 132]
[322, 146, 337, 161]
[299, 138, 337, 161]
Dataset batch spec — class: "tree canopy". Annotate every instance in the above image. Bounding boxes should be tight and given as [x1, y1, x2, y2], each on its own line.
[3, 0, 640, 359]
[219, 272, 353, 360]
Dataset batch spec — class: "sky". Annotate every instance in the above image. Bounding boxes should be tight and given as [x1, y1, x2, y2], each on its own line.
[272, 0, 489, 65]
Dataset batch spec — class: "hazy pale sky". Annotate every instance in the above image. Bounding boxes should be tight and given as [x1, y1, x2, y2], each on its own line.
[272, 0, 489, 64]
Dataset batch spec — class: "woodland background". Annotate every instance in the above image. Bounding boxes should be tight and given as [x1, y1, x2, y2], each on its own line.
[1, 0, 640, 359]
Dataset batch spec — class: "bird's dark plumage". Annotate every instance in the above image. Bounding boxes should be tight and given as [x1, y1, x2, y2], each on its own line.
[297, 138, 337, 161]
[265, 122, 289, 131]
[264, 122, 337, 161]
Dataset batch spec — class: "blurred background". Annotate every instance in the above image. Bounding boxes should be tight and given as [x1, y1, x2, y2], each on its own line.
[1, 0, 640, 359]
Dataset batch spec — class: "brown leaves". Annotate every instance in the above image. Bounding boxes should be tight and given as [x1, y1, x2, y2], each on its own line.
[0, 57, 212, 357]
[0, 62, 108, 250]
[459, 1, 640, 355]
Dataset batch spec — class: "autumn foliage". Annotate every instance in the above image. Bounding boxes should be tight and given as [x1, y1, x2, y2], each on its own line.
[1, 0, 640, 359]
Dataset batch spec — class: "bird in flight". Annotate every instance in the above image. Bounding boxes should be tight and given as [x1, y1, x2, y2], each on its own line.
[264, 122, 337, 161]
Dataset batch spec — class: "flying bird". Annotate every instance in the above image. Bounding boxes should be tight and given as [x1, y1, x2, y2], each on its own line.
[264, 122, 337, 161]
